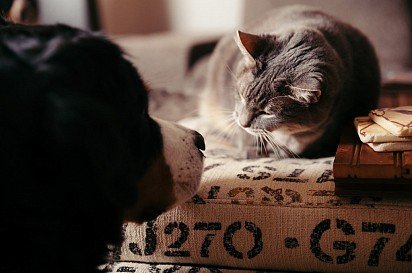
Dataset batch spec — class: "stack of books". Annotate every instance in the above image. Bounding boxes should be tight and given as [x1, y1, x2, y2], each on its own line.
[333, 95, 412, 196]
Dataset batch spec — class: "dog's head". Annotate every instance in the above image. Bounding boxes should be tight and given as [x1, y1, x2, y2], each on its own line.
[0, 21, 204, 244]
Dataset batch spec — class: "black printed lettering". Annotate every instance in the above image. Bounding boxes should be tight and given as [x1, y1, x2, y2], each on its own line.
[310, 219, 356, 264]
[285, 189, 302, 203]
[252, 171, 271, 180]
[245, 221, 263, 258]
[164, 222, 190, 257]
[310, 190, 335, 197]
[362, 222, 396, 234]
[334, 241, 356, 264]
[316, 169, 333, 183]
[242, 165, 260, 173]
[310, 219, 333, 263]
[261, 186, 284, 203]
[237, 173, 250, 180]
[396, 235, 412, 262]
[163, 265, 182, 273]
[194, 222, 222, 257]
[337, 219, 355, 236]
[207, 186, 220, 199]
[194, 222, 222, 230]
[188, 268, 223, 273]
[128, 220, 157, 256]
[223, 221, 243, 259]
[367, 237, 389, 266]
[187, 268, 200, 273]
[223, 221, 263, 259]
[264, 166, 277, 171]
[192, 194, 206, 204]
[287, 169, 305, 177]
[335, 219, 356, 264]
[204, 163, 223, 172]
[285, 237, 299, 249]
[273, 177, 308, 183]
[228, 187, 254, 204]
[362, 222, 396, 266]
[148, 264, 160, 273]
[116, 266, 136, 272]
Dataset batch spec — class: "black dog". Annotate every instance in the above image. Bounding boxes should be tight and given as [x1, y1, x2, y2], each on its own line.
[0, 18, 204, 273]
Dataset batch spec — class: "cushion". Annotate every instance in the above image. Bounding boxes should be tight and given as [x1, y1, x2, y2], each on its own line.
[112, 118, 412, 273]
[112, 262, 292, 273]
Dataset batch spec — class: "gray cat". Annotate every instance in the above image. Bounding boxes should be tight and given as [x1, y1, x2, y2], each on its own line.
[197, 5, 380, 159]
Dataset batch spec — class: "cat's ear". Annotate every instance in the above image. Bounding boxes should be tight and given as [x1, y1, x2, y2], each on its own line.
[288, 79, 322, 104]
[235, 30, 266, 64]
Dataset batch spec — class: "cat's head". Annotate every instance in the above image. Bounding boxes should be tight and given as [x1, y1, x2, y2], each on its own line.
[233, 29, 340, 137]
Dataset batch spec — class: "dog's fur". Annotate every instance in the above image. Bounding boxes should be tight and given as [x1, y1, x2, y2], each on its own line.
[0, 20, 204, 273]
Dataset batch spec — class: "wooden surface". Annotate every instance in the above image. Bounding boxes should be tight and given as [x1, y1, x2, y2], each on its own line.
[333, 89, 412, 196]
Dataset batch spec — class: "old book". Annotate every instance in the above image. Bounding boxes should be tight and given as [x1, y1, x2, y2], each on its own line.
[334, 90, 412, 196]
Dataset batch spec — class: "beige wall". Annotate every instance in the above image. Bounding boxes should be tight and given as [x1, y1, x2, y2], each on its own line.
[38, 0, 89, 29]
[97, 0, 170, 34]
[243, 0, 412, 75]
[97, 0, 244, 35]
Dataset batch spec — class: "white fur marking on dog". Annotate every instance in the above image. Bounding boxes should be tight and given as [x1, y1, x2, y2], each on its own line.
[154, 118, 203, 206]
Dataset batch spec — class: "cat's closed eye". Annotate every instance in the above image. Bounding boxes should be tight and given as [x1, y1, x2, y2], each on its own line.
[255, 110, 268, 116]
[275, 84, 289, 95]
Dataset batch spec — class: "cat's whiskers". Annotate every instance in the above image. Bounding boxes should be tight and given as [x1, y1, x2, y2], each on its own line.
[226, 64, 238, 81]
[264, 129, 300, 159]
[262, 131, 282, 159]
[255, 133, 261, 155]
[213, 110, 236, 116]
[209, 119, 235, 141]
[225, 119, 239, 139]
[253, 134, 259, 158]
[205, 109, 239, 143]
[259, 133, 268, 155]
[262, 131, 278, 158]
[261, 132, 280, 159]
[257, 133, 265, 156]
[227, 121, 241, 142]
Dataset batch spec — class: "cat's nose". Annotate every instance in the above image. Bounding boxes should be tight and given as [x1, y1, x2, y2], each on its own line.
[239, 111, 254, 128]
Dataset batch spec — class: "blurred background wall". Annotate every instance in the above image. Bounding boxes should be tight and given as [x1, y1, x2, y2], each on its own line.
[31, 0, 412, 80]
[38, 0, 89, 29]
[37, 0, 244, 34]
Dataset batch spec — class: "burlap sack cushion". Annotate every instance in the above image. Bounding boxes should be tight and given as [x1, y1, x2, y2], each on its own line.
[112, 118, 412, 273]
[112, 262, 294, 273]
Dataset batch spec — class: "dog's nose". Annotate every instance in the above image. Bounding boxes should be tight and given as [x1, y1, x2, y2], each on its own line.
[193, 131, 205, 151]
